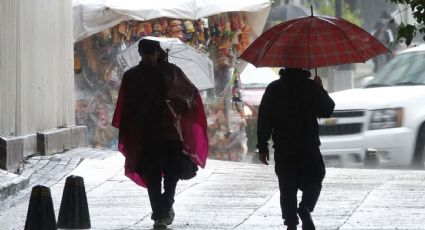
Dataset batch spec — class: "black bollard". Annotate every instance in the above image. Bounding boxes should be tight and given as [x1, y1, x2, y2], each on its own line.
[57, 175, 91, 229]
[24, 185, 57, 230]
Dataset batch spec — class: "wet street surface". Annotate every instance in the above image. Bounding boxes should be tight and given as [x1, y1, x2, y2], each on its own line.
[1, 148, 425, 229]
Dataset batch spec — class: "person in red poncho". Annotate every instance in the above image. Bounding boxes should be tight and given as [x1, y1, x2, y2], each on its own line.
[112, 39, 208, 229]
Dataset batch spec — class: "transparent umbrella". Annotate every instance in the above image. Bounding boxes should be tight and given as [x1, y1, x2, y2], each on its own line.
[116, 36, 215, 91]
[268, 4, 310, 22]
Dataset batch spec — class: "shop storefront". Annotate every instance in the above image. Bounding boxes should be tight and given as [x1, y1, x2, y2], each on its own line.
[72, 0, 271, 161]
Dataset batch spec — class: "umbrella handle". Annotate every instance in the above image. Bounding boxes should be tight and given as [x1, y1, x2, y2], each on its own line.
[314, 68, 323, 87]
[165, 49, 170, 62]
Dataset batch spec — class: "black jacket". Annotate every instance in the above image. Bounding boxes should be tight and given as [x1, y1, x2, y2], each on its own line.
[256, 69, 335, 154]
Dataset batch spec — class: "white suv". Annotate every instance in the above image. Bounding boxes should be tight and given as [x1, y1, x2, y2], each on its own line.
[319, 45, 425, 167]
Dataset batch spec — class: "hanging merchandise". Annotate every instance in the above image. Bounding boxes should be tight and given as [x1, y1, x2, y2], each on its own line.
[230, 14, 240, 32]
[237, 13, 253, 55]
[73, 12, 257, 161]
[153, 20, 162, 36]
[169, 20, 185, 41]
[136, 22, 145, 36]
[118, 22, 126, 35]
[71, 0, 272, 162]
[209, 16, 220, 36]
[160, 19, 169, 34]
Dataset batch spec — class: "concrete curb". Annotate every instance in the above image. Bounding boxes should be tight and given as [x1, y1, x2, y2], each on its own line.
[0, 170, 29, 201]
[0, 147, 116, 204]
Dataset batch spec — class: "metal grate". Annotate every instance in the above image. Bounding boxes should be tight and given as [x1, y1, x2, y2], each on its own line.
[319, 123, 363, 135]
[331, 110, 365, 118]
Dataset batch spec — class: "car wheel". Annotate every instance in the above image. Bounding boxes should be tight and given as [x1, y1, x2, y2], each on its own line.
[412, 124, 425, 168]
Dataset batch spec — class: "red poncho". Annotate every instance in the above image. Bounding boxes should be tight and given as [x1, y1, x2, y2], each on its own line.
[112, 62, 208, 187]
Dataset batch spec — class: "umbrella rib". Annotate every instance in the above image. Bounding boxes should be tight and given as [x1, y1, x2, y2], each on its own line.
[172, 56, 192, 61]
[308, 17, 312, 69]
[320, 17, 368, 63]
[168, 47, 190, 55]
[171, 56, 214, 86]
[253, 37, 279, 66]
[166, 42, 190, 56]
[338, 26, 367, 62]
[256, 19, 305, 66]
[316, 16, 390, 67]
[167, 42, 214, 87]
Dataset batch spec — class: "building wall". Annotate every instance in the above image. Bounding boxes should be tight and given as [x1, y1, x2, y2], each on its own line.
[0, 0, 75, 137]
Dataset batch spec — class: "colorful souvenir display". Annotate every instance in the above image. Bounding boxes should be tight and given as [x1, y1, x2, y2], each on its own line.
[206, 102, 247, 161]
[74, 13, 252, 161]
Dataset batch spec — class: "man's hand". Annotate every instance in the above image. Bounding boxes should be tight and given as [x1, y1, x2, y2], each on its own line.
[259, 152, 270, 165]
[314, 76, 323, 87]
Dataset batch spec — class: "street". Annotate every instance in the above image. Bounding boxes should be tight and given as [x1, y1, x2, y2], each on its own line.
[2, 1, 425, 229]
[1, 148, 425, 229]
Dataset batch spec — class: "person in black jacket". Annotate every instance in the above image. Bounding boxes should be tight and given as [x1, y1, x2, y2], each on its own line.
[256, 68, 335, 230]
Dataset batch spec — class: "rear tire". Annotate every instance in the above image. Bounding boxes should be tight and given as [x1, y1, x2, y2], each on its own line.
[411, 124, 425, 169]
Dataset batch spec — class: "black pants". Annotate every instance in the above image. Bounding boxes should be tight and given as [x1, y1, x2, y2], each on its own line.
[143, 141, 181, 220]
[274, 147, 326, 226]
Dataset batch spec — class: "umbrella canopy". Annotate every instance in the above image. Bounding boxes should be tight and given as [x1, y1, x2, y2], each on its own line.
[268, 4, 309, 22]
[116, 36, 215, 91]
[239, 15, 390, 69]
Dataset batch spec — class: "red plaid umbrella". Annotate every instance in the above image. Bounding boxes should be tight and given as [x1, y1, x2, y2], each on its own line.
[239, 15, 389, 69]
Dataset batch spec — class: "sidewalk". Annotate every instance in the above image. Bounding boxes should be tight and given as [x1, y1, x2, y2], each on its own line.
[0, 148, 116, 207]
[1, 148, 425, 229]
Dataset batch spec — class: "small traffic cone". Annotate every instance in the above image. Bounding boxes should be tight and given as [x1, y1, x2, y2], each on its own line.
[24, 185, 57, 230]
[57, 175, 91, 229]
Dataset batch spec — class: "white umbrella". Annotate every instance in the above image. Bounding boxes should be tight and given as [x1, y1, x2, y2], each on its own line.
[116, 36, 215, 91]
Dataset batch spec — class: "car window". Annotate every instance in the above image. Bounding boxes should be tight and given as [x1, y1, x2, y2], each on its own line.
[367, 52, 425, 87]
[240, 64, 279, 89]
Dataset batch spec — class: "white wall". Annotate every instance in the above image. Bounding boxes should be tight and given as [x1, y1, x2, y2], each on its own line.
[0, 0, 74, 137]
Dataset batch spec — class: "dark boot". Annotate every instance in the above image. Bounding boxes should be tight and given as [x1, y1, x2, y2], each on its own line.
[164, 207, 175, 225]
[287, 225, 297, 230]
[153, 219, 167, 229]
[297, 206, 315, 230]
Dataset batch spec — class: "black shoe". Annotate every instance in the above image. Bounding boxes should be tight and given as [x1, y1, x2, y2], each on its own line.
[297, 206, 315, 230]
[164, 207, 175, 225]
[287, 225, 297, 230]
[153, 219, 167, 229]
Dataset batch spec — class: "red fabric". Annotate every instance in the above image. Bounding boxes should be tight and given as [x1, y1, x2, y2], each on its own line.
[111, 82, 124, 129]
[112, 64, 208, 187]
[180, 93, 209, 168]
[239, 16, 390, 69]
[112, 67, 150, 187]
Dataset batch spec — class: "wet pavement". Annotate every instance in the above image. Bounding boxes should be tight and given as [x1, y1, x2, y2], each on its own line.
[1, 148, 425, 229]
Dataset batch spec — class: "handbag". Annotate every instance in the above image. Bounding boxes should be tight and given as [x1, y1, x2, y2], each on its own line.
[177, 152, 198, 180]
